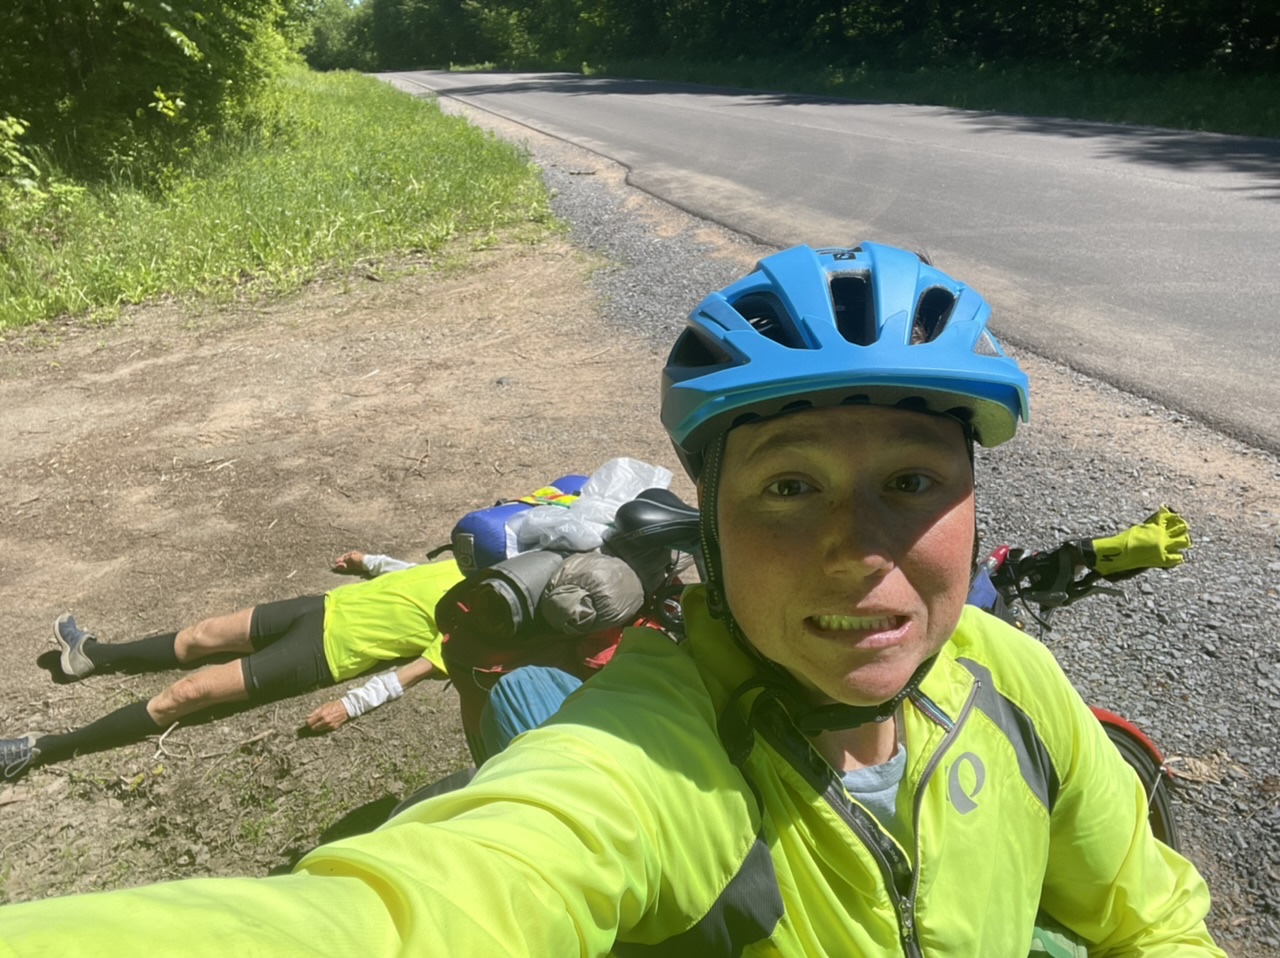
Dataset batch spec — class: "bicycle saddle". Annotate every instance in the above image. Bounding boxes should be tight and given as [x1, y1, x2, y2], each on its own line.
[602, 488, 701, 593]
[607, 488, 701, 553]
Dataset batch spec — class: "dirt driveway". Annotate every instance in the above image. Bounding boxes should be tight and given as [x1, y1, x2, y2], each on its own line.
[0, 236, 690, 899]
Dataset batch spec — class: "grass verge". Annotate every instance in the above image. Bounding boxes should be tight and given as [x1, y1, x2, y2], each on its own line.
[0, 67, 555, 331]
[582, 58, 1280, 139]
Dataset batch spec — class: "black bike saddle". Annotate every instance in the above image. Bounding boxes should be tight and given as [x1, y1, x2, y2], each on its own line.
[602, 488, 701, 593]
[607, 488, 701, 553]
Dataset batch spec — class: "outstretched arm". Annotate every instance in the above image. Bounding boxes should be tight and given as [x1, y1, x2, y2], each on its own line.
[305, 657, 439, 733]
[0, 724, 665, 958]
[331, 551, 417, 578]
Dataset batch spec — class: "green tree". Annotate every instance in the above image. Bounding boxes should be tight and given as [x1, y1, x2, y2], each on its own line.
[367, 0, 498, 69]
[0, 0, 302, 181]
[302, 0, 377, 70]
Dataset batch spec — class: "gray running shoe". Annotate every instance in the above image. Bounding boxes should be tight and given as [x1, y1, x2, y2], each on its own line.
[1, 734, 39, 781]
[54, 612, 97, 679]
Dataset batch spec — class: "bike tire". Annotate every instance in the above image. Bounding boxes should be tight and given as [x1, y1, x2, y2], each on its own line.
[1102, 722, 1181, 851]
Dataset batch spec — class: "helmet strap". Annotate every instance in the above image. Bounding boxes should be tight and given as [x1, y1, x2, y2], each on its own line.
[698, 432, 729, 620]
[792, 655, 936, 734]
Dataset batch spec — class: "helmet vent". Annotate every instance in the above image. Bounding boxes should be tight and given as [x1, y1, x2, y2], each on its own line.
[733, 293, 803, 348]
[671, 328, 732, 369]
[973, 330, 1003, 357]
[911, 288, 955, 344]
[830, 275, 876, 346]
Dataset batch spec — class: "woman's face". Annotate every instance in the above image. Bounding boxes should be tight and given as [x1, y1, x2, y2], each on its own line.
[714, 404, 975, 707]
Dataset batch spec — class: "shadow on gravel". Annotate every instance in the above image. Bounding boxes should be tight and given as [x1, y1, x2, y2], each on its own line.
[37, 650, 77, 685]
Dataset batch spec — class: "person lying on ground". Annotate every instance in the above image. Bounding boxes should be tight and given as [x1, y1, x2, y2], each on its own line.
[0, 242, 1224, 956]
[0, 552, 464, 781]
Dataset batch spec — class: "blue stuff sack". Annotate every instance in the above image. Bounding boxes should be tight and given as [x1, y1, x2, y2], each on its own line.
[449, 474, 588, 575]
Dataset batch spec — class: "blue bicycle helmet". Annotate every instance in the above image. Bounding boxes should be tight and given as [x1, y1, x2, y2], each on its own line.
[661, 242, 1030, 479]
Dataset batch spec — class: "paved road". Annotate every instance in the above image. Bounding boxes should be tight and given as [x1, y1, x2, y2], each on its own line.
[382, 71, 1280, 453]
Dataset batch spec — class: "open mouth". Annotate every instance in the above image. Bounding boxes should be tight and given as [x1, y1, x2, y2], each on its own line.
[810, 614, 903, 633]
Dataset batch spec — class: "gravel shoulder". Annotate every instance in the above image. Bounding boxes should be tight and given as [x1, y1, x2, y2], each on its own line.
[0, 98, 1277, 955]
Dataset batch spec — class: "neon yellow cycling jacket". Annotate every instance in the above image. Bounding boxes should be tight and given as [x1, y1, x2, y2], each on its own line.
[0, 588, 1223, 956]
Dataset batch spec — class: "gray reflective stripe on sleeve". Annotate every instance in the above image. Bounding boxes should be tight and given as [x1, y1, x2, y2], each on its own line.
[957, 658, 1060, 813]
[613, 834, 782, 958]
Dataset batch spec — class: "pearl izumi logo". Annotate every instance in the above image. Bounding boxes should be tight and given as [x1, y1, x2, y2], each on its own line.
[948, 752, 986, 814]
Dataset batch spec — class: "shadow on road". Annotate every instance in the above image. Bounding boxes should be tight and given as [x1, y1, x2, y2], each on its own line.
[398, 71, 1280, 201]
[957, 112, 1280, 201]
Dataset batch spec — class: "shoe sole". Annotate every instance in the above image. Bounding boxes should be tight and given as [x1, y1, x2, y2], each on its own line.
[53, 613, 93, 679]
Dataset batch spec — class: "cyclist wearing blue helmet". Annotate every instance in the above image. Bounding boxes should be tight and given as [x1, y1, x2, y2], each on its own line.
[0, 244, 1223, 957]
[663, 241, 1032, 739]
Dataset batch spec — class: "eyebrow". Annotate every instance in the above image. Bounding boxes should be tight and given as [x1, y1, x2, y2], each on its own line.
[738, 419, 963, 461]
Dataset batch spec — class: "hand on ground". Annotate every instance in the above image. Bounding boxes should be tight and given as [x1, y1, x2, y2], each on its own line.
[331, 550, 367, 575]
[305, 700, 350, 733]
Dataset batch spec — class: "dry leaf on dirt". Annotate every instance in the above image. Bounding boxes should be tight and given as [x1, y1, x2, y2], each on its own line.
[1164, 750, 1246, 784]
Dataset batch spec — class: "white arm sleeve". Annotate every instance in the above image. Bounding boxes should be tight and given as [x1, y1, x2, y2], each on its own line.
[360, 554, 416, 577]
[340, 671, 405, 719]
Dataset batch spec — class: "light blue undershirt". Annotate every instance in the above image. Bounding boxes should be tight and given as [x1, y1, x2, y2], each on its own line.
[841, 743, 911, 852]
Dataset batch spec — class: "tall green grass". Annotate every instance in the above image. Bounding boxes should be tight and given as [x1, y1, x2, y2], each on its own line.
[587, 59, 1280, 139]
[0, 68, 554, 330]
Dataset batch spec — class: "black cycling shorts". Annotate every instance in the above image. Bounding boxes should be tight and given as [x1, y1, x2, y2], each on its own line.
[241, 595, 334, 703]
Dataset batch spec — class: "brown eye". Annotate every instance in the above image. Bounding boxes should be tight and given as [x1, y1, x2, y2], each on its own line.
[766, 478, 812, 497]
[891, 474, 934, 494]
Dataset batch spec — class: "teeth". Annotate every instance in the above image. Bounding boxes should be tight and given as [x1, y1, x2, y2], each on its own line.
[813, 614, 896, 632]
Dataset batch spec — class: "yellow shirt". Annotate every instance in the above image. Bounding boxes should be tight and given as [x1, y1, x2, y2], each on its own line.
[321, 559, 465, 681]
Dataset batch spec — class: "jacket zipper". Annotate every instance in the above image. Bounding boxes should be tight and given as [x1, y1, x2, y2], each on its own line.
[819, 775, 922, 956]
[752, 702, 923, 956]
[755, 678, 980, 956]
[902, 682, 980, 948]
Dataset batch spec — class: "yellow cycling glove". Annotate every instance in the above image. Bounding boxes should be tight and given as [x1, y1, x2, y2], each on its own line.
[1088, 506, 1191, 575]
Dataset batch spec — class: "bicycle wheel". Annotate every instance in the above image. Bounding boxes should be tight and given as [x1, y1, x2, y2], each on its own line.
[1102, 722, 1181, 851]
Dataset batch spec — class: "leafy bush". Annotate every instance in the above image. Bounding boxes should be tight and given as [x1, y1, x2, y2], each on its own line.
[0, 68, 553, 329]
[1, 116, 42, 198]
[302, 0, 377, 72]
[0, 0, 303, 183]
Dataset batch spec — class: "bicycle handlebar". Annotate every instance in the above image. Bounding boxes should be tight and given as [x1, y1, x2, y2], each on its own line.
[985, 506, 1191, 629]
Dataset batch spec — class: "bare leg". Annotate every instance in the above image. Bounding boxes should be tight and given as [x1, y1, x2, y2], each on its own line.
[173, 608, 255, 664]
[32, 660, 252, 764]
[147, 659, 251, 725]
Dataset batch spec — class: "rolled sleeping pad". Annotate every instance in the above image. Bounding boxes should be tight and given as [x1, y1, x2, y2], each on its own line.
[437, 549, 568, 644]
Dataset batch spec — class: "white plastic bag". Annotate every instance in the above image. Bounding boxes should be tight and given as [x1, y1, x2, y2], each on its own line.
[507, 457, 673, 554]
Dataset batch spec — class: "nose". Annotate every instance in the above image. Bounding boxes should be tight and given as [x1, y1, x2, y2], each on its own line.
[820, 498, 895, 579]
